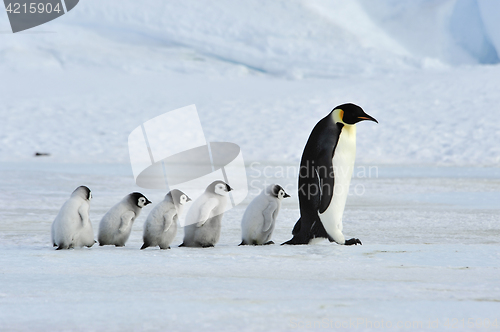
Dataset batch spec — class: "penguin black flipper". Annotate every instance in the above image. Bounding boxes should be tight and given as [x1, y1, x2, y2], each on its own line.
[291, 218, 301, 235]
[316, 152, 337, 214]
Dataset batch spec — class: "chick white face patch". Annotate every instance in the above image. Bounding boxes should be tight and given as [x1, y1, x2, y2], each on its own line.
[138, 197, 146, 208]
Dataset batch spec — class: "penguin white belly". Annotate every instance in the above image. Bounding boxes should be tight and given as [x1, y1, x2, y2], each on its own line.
[319, 125, 356, 244]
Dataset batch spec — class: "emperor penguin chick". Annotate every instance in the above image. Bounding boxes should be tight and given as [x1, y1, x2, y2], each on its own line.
[141, 190, 191, 250]
[51, 186, 95, 250]
[180, 181, 232, 248]
[98, 192, 151, 247]
[240, 184, 290, 245]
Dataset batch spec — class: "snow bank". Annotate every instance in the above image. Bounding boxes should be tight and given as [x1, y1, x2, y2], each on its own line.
[1, 0, 500, 166]
[360, 0, 500, 66]
[1, 0, 499, 76]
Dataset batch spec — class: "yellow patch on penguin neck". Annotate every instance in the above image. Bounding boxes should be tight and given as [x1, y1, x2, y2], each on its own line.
[332, 108, 353, 127]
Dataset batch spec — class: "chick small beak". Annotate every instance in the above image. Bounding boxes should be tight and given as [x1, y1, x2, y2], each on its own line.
[284, 192, 291, 198]
[186, 197, 192, 202]
[358, 113, 378, 123]
[146, 199, 152, 205]
[226, 184, 233, 192]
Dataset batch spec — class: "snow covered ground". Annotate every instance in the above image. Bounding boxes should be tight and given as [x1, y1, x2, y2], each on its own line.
[1, 0, 500, 331]
[1, 163, 499, 331]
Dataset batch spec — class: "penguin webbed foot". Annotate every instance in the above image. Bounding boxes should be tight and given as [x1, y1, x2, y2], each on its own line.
[344, 238, 362, 246]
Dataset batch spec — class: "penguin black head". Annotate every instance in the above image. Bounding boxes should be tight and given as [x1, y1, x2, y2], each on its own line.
[270, 184, 290, 200]
[129, 192, 152, 208]
[332, 103, 378, 125]
[169, 189, 192, 206]
[206, 180, 233, 196]
[72, 186, 92, 201]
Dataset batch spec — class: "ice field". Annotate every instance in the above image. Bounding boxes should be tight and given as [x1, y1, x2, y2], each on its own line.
[1, 0, 500, 331]
[1, 162, 499, 331]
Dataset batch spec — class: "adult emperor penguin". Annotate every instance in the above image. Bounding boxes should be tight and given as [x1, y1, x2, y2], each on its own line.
[179, 180, 232, 248]
[240, 184, 290, 245]
[283, 103, 377, 245]
[51, 186, 95, 250]
[141, 190, 191, 250]
[98, 192, 152, 247]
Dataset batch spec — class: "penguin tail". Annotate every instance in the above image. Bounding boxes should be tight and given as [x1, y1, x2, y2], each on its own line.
[283, 216, 334, 245]
[282, 217, 309, 245]
[178, 243, 185, 247]
[291, 218, 302, 235]
[140, 243, 149, 250]
[310, 220, 334, 242]
[239, 240, 247, 246]
[281, 236, 308, 245]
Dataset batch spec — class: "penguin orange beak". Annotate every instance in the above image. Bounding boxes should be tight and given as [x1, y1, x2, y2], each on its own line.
[358, 113, 378, 123]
